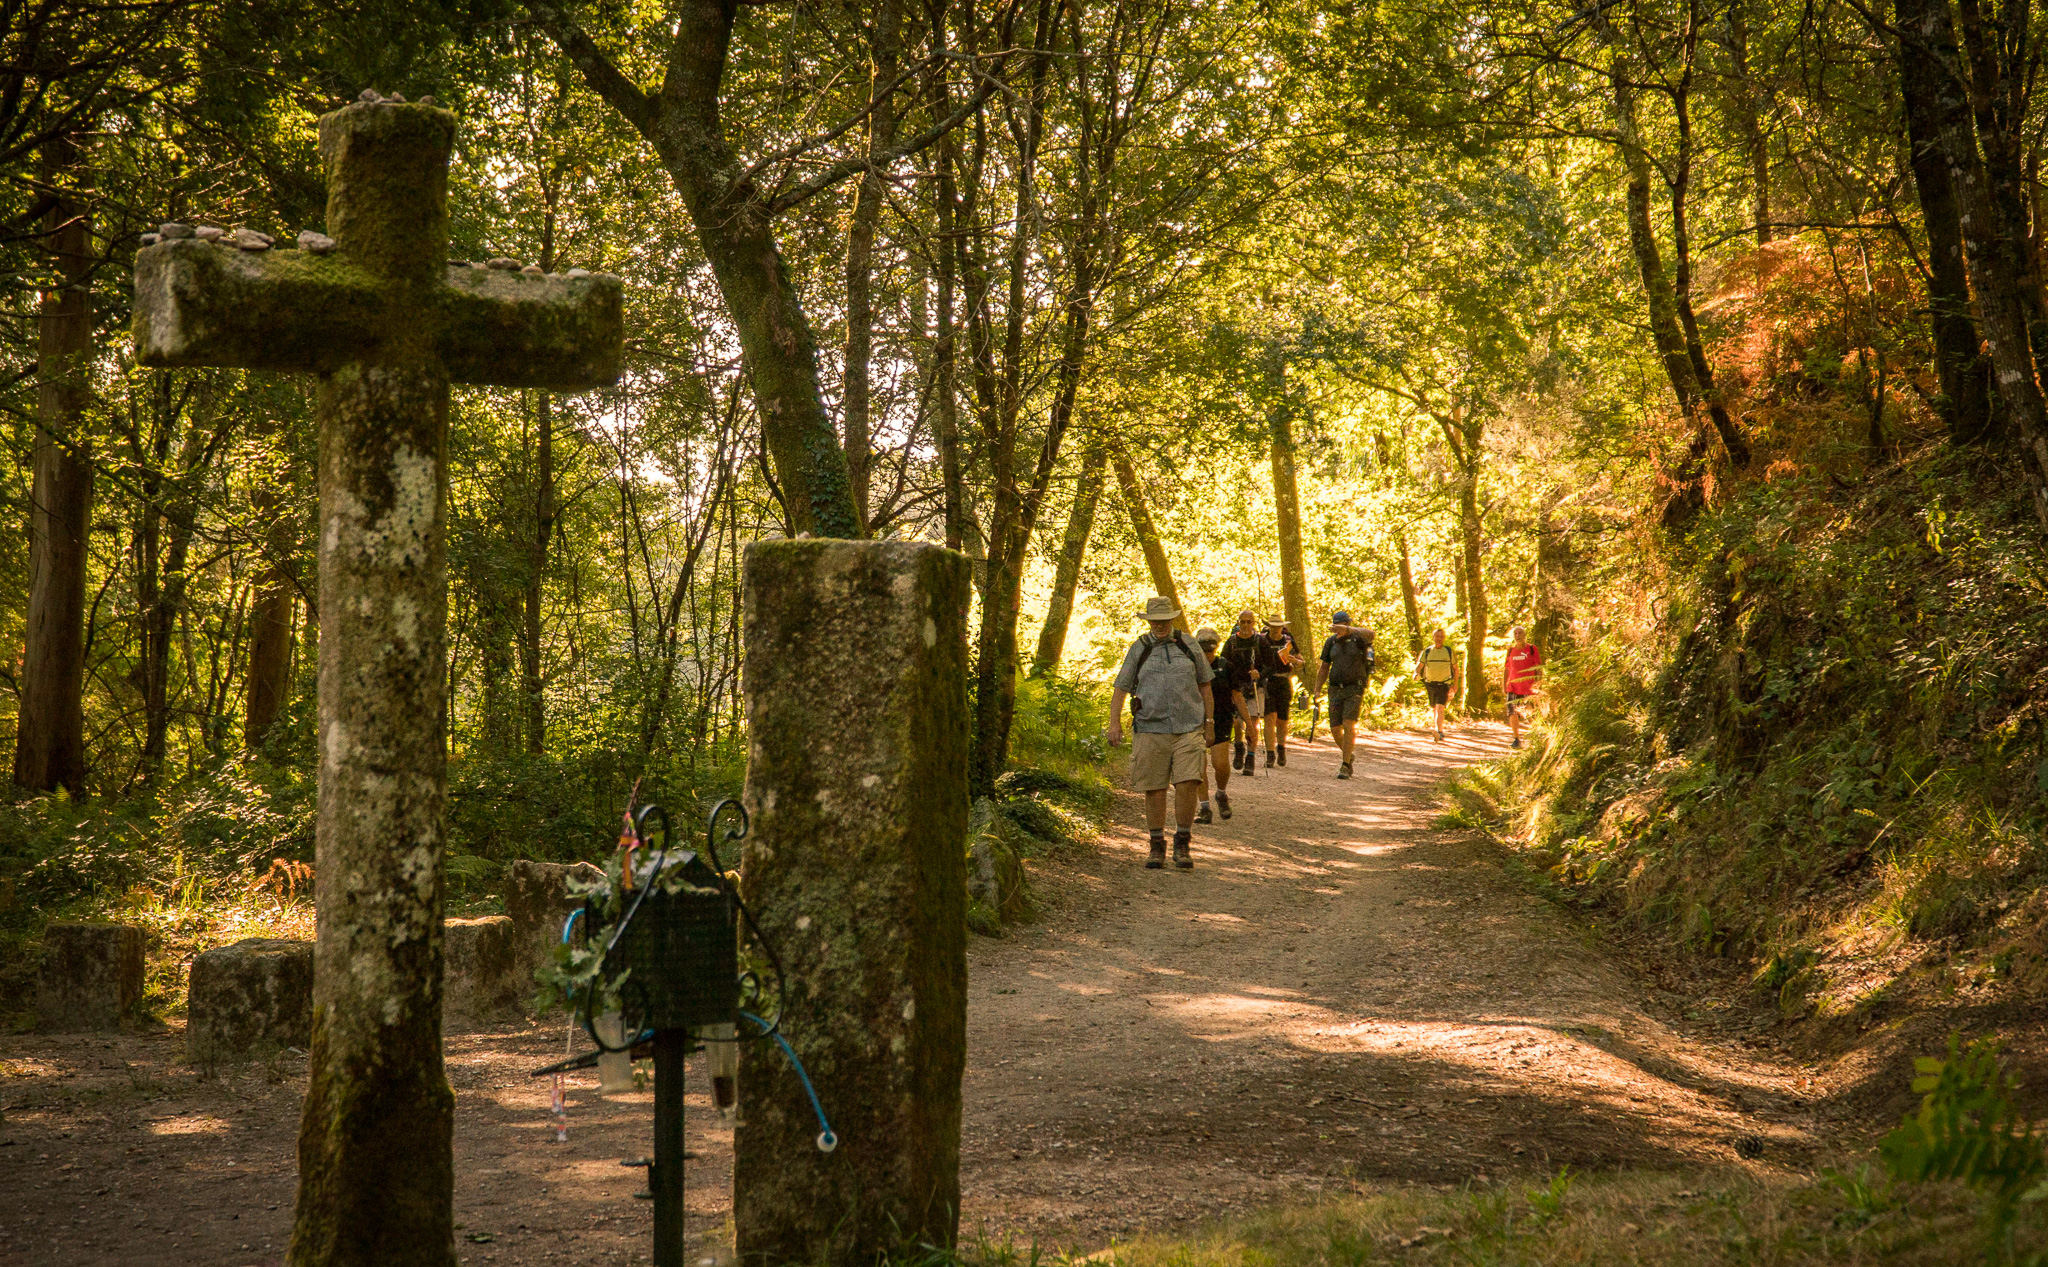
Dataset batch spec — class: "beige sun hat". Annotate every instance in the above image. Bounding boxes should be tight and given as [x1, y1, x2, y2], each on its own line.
[1195, 626, 1220, 643]
[1265, 614, 1287, 628]
[1138, 596, 1181, 622]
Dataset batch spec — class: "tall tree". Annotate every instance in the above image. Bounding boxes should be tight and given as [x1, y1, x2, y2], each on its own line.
[1265, 346, 1313, 682]
[14, 139, 94, 794]
[842, 0, 906, 535]
[522, 0, 997, 538]
[1894, 0, 1996, 443]
[1031, 443, 1104, 676]
[1110, 443, 1185, 628]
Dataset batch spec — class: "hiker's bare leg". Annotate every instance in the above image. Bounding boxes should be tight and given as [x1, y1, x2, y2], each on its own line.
[1173, 780, 1199, 830]
[1210, 745, 1232, 792]
[1145, 789, 1168, 831]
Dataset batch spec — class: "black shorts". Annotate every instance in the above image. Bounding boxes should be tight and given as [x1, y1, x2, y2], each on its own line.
[1328, 685, 1363, 725]
[1260, 682, 1292, 719]
[1425, 680, 1452, 706]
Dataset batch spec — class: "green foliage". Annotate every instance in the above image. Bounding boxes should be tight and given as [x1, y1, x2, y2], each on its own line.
[1459, 447, 2048, 1025]
[1881, 1034, 2047, 1255]
[1008, 671, 1112, 780]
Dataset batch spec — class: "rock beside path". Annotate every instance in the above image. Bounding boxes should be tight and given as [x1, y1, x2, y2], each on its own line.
[187, 937, 314, 1060]
[38, 922, 145, 1032]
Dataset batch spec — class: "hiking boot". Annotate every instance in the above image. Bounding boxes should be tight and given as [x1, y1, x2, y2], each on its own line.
[1233, 741, 1245, 770]
[1215, 790, 1232, 820]
[1172, 833, 1193, 869]
[1264, 750, 1275, 768]
[1338, 762, 1352, 779]
[1146, 837, 1166, 869]
[1511, 737, 1522, 749]
[1277, 744, 1287, 767]
[1240, 756, 1254, 779]
[1195, 802, 1213, 824]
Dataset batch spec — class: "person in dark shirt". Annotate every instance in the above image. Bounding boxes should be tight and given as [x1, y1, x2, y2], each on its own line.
[1222, 609, 1264, 777]
[1319, 613, 1375, 779]
[1256, 616, 1300, 768]
[1194, 627, 1242, 823]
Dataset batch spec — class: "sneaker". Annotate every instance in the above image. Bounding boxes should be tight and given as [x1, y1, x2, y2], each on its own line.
[1265, 750, 1275, 769]
[1338, 762, 1352, 779]
[1277, 744, 1287, 767]
[1195, 802, 1213, 824]
[1215, 790, 1232, 820]
[1172, 834, 1194, 870]
[1147, 837, 1166, 869]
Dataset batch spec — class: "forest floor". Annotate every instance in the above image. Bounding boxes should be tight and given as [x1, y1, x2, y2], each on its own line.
[0, 723, 1844, 1266]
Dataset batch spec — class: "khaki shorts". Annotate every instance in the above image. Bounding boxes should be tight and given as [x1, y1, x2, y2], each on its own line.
[1131, 730, 1208, 792]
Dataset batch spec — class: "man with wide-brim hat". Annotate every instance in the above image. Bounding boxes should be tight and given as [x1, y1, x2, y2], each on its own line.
[1106, 596, 1215, 869]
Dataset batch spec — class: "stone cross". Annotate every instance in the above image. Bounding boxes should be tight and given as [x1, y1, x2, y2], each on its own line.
[734, 540, 971, 1265]
[134, 97, 621, 1266]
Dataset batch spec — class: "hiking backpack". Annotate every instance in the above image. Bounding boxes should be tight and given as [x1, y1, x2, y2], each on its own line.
[1128, 631, 1199, 719]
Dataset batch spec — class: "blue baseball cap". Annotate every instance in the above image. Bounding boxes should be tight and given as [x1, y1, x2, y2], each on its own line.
[1330, 610, 1350, 624]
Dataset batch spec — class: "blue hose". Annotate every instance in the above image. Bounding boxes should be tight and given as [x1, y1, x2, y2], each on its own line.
[743, 1011, 838, 1152]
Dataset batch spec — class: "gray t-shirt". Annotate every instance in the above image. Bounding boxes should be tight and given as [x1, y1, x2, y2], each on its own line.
[1113, 632, 1213, 735]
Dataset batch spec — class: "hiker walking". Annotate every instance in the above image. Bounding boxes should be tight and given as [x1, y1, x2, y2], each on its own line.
[1195, 626, 1244, 823]
[1256, 616, 1300, 767]
[1223, 610, 1264, 778]
[1319, 613, 1375, 780]
[1106, 596, 1215, 870]
[1415, 627, 1458, 742]
[1503, 626, 1542, 749]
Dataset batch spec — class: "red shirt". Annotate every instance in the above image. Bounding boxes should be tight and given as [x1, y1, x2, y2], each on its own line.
[1504, 644, 1541, 694]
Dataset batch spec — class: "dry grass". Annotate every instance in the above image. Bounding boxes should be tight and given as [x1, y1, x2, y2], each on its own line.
[972, 1164, 2023, 1266]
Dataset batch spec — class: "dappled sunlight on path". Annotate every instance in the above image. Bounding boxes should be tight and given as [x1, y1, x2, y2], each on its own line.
[960, 722, 1818, 1248]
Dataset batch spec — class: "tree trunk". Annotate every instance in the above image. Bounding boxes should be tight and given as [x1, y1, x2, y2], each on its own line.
[1530, 497, 1574, 655]
[1458, 455, 1488, 713]
[1666, 31, 1752, 471]
[841, 0, 904, 536]
[925, 0, 975, 557]
[520, 393, 554, 754]
[1111, 445, 1184, 628]
[1266, 351, 1313, 685]
[1031, 445, 1103, 677]
[1395, 530, 1423, 658]
[1896, 0, 1998, 443]
[245, 554, 296, 749]
[530, 0, 860, 539]
[1955, 0, 2048, 387]
[1725, 0, 1772, 246]
[1607, 54, 1730, 519]
[1933, 0, 2048, 522]
[14, 141, 94, 795]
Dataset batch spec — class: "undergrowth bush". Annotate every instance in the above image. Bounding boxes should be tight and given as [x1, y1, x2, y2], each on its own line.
[1444, 444, 2048, 1021]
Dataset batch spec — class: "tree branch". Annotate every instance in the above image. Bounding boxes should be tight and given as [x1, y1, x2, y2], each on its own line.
[766, 63, 1004, 215]
[521, 1, 660, 137]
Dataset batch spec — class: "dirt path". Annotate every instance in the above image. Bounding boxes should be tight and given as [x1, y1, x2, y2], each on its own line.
[955, 723, 1824, 1246]
[0, 724, 1823, 1266]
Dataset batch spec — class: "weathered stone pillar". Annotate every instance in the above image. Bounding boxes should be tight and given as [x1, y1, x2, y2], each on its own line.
[734, 540, 970, 1266]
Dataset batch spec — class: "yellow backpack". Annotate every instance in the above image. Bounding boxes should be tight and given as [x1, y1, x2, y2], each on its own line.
[1420, 645, 1455, 683]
